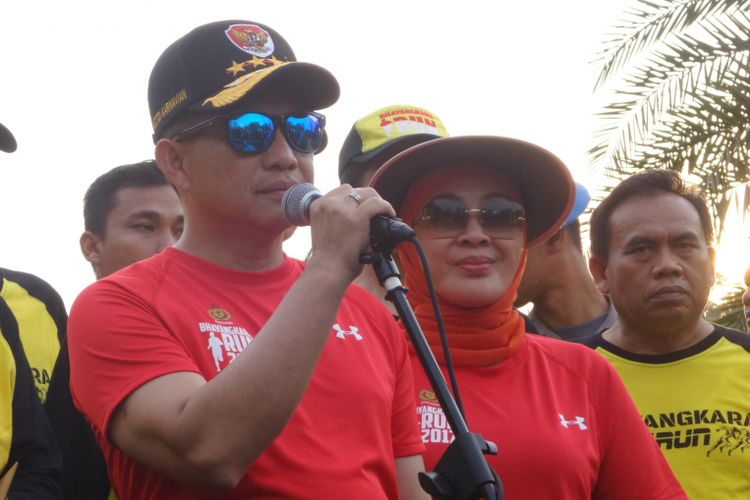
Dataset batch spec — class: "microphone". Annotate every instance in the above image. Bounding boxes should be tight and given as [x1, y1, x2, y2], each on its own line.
[282, 183, 416, 245]
[283, 182, 321, 226]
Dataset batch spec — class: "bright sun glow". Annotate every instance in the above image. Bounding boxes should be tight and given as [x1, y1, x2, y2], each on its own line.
[709, 186, 750, 304]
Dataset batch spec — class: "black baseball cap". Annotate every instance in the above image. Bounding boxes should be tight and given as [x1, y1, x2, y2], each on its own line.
[148, 20, 340, 140]
[0, 123, 17, 153]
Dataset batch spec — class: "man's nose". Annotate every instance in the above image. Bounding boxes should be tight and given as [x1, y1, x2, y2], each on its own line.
[652, 248, 683, 278]
[261, 130, 298, 171]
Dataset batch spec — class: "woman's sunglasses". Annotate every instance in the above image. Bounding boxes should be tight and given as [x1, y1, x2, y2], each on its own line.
[415, 196, 526, 238]
[173, 111, 327, 154]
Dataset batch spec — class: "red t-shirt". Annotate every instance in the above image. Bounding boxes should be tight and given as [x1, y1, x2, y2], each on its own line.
[68, 248, 423, 500]
[413, 334, 686, 499]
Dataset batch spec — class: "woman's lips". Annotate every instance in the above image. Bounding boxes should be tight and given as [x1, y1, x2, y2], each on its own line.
[456, 256, 494, 273]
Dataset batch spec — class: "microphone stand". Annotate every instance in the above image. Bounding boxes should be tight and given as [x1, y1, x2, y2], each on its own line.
[361, 234, 502, 500]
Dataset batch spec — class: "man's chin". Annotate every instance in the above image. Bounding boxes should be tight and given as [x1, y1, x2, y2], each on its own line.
[644, 306, 700, 328]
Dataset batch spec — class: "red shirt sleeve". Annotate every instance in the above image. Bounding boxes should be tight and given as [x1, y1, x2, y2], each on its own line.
[386, 318, 424, 459]
[68, 279, 201, 440]
[591, 353, 687, 499]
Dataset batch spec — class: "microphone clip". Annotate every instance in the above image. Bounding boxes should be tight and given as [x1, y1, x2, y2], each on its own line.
[369, 216, 415, 255]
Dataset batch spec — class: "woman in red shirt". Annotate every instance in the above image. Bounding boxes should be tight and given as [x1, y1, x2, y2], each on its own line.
[370, 136, 686, 499]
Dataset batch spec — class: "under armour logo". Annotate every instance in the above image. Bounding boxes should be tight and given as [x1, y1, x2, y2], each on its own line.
[333, 324, 363, 341]
[559, 414, 588, 430]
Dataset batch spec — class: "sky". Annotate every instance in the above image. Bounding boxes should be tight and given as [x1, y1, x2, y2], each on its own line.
[5, 0, 740, 309]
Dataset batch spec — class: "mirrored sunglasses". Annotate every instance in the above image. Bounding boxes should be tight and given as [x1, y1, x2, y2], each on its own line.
[173, 111, 327, 155]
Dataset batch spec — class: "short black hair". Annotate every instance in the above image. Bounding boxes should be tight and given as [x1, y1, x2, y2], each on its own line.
[590, 169, 713, 261]
[83, 160, 171, 237]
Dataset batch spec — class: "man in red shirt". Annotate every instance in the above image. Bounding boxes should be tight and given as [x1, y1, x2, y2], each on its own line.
[47, 160, 184, 500]
[67, 20, 425, 499]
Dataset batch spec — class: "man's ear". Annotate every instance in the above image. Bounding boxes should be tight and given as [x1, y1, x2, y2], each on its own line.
[80, 231, 102, 276]
[155, 138, 190, 192]
[545, 228, 566, 254]
[589, 256, 609, 294]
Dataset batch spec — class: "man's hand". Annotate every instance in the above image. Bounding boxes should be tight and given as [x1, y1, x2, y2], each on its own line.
[306, 185, 397, 282]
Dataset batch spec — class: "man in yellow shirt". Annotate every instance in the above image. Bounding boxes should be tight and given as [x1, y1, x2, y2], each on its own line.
[587, 169, 750, 499]
[0, 120, 63, 498]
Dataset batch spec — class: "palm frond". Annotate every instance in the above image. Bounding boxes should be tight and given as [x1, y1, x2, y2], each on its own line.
[706, 286, 747, 331]
[594, 0, 750, 89]
[590, 12, 750, 170]
[588, 0, 750, 272]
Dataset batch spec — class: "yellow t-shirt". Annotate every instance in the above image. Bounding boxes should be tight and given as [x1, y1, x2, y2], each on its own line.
[0, 330, 15, 473]
[592, 326, 750, 499]
[0, 268, 66, 404]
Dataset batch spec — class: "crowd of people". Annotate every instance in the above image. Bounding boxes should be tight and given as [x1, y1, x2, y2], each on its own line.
[1, 18, 748, 500]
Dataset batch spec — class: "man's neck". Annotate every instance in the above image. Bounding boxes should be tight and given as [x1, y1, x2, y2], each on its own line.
[533, 276, 609, 329]
[603, 317, 714, 355]
[176, 218, 286, 272]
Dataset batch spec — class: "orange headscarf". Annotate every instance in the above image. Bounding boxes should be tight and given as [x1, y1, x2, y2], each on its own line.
[397, 165, 527, 367]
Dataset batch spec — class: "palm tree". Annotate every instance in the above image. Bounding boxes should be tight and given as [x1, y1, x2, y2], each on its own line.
[706, 286, 747, 331]
[590, 0, 750, 328]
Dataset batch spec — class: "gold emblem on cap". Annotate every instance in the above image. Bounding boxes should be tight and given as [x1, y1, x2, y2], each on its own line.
[204, 57, 289, 108]
[227, 60, 246, 76]
[226, 56, 284, 77]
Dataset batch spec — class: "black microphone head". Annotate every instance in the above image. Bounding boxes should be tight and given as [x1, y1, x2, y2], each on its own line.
[283, 183, 321, 226]
[370, 215, 416, 251]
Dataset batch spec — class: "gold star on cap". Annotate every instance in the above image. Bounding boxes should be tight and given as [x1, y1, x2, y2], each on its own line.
[227, 60, 246, 76]
[225, 56, 286, 77]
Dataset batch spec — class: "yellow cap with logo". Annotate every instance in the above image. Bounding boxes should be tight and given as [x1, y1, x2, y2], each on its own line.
[338, 105, 448, 185]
